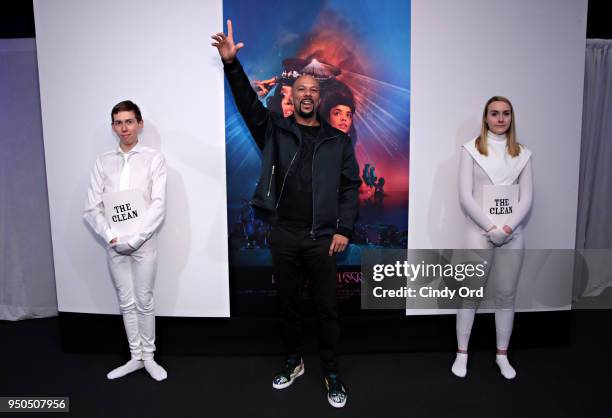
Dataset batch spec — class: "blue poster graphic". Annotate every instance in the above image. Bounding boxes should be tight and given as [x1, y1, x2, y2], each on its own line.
[224, 0, 410, 270]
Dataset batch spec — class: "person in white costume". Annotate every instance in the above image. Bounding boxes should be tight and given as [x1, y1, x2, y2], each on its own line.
[84, 100, 168, 381]
[452, 96, 533, 380]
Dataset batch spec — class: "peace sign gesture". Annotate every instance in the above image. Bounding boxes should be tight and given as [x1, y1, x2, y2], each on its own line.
[211, 19, 244, 64]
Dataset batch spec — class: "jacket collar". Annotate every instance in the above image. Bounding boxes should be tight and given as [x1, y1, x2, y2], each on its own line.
[273, 114, 343, 141]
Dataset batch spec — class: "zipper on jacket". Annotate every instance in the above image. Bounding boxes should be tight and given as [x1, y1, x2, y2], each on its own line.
[267, 165, 275, 197]
[275, 151, 299, 209]
[311, 147, 316, 239]
[310, 135, 340, 239]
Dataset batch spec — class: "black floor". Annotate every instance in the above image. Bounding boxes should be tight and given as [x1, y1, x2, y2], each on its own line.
[1, 311, 611, 418]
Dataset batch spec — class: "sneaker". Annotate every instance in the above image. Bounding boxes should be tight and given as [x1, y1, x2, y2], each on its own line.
[324, 374, 347, 408]
[272, 358, 304, 389]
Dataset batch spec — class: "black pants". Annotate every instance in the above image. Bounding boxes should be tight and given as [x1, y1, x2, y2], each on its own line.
[270, 222, 339, 375]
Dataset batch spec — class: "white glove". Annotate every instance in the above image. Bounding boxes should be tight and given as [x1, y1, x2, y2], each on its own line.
[487, 228, 512, 247]
[113, 242, 136, 255]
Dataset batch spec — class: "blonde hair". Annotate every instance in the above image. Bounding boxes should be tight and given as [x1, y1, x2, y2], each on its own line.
[475, 96, 521, 157]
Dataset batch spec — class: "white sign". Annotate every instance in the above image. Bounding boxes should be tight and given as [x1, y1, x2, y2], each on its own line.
[102, 189, 146, 238]
[482, 184, 519, 228]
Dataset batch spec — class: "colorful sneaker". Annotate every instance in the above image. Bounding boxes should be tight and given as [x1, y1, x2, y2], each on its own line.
[272, 358, 304, 389]
[324, 374, 347, 408]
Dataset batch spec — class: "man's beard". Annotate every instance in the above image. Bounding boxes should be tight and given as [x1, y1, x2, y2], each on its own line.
[295, 100, 317, 119]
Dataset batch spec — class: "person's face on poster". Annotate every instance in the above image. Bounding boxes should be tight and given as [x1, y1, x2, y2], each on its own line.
[329, 104, 353, 134]
[280, 85, 294, 117]
[292, 75, 320, 119]
[111, 110, 142, 148]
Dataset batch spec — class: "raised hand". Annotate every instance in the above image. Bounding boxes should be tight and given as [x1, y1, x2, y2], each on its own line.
[211, 19, 244, 64]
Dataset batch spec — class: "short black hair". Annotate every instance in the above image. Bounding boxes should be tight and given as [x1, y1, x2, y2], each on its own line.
[111, 100, 142, 122]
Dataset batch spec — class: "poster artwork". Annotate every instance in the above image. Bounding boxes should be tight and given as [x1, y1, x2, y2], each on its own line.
[223, 0, 410, 315]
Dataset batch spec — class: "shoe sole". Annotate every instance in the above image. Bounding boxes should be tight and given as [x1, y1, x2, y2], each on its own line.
[325, 379, 347, 408]
[272, 364, 304, 389]
[328, 395, 347, 408]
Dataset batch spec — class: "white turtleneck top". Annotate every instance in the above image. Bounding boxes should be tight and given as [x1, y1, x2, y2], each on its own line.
[459, 131, 533, 232]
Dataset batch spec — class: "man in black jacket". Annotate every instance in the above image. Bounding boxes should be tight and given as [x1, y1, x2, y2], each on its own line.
[212, 19, 361, 409]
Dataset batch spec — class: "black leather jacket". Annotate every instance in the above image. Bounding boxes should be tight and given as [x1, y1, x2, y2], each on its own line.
[224, 59, 361, 238]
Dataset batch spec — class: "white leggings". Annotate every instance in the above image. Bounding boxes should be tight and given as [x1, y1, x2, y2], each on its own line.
[107, 238, 158, 360]
[457, 228, 524, 351]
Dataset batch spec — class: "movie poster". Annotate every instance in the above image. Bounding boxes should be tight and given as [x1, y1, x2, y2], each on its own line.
[223, 0, 410, 316]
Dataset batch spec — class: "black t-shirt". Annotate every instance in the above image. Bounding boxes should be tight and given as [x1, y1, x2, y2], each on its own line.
[277, 124, 321, 225]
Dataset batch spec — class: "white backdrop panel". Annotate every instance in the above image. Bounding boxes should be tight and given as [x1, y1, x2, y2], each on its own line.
[34, 0, 230, 316]
[409, 0, 587, 250]
[408, 0, 587, 315]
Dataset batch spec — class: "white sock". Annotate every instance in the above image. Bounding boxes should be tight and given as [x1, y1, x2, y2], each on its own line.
[107, 359, 144, 380]
[451, 353, 468, 378]
[144, 359, 167, 381]
[496, 354, 516, 379]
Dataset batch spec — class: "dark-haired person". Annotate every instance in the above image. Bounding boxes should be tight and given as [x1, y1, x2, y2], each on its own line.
[321, 92, 357, 144]
[83, 100, 168, 381]
[266, 84, 295, 117]
[212, 20, 360, 408]
[452, 96, 533, 379]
